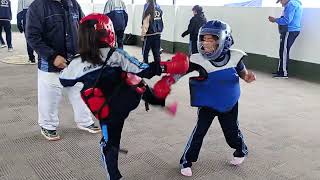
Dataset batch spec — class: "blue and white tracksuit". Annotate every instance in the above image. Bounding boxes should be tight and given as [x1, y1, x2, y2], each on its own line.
[60, 47, 163, 180]
[276, 0, 302, 76]
[103, 0, 128, 49]
[180, 49, 249, 168]
[141, 3, 163, 63]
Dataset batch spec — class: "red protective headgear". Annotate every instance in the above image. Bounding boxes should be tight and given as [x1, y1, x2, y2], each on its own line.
[80, 13, 116, 47]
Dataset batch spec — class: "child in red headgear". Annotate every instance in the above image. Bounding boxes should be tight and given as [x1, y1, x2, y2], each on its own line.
[59, 13, 189, 180]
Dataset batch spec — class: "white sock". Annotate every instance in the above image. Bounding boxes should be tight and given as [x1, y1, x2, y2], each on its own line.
[230, 157, 245, 165]
[180, 167, 192, 177]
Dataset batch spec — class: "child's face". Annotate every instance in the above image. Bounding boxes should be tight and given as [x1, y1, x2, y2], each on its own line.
[202, 34, 219, 53]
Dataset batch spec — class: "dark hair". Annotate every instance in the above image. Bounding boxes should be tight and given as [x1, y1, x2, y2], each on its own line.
[192, 5, 203, 14]
[143, 0, 155, 20]
[78, 20, 105, 65]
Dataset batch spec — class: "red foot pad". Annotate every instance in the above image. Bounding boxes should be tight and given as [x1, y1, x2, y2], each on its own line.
[81, 88, 110, 120]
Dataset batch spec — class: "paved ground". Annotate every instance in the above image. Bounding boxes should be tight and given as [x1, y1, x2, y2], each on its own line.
[0, 33, 320, 180]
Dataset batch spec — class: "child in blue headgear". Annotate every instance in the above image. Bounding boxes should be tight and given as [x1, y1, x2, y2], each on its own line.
[153, 20, 256, 176]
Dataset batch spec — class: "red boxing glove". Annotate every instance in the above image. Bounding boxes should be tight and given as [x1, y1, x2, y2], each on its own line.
[153, 75, 176, 99]
[160, 52, 189, 74]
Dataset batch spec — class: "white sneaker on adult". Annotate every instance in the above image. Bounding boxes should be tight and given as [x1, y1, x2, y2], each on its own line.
[180, 167, 192, 177]
[230, 157, 245, 166]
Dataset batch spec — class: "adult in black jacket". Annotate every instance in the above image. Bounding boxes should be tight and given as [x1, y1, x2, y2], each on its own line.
[26, 0, 100, 141]
[181, 5, 207, 55]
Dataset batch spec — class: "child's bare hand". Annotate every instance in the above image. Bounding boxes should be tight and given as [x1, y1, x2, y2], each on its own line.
[53, 55, 67, 69]
[244, 71, 256, 83]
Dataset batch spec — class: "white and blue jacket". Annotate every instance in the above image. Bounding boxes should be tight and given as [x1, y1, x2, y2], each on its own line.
[103, 0, 128, 31]
[59, 47, 160, 91]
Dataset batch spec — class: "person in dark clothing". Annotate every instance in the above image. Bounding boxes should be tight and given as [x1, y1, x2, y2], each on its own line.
[26, 0, 101, 141]
[103, 0, 128, 49]
[181, 5, 207, 55]
[141, 0, 163, 63]
[0, 0, 13, 51]
[17, 0, 35, 63]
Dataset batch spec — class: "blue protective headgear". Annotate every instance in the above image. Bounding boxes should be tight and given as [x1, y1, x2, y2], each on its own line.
[197, 20, 234, 60]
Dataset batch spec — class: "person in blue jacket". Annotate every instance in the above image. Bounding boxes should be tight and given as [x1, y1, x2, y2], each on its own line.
[103, 0, 128, 49]
[0, 0, 13, 51]
[268, 0, 303, 78]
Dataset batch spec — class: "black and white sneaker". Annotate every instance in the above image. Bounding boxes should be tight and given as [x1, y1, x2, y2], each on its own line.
[28, 59, 36, 64]
[160, 48, 164, 54]
[41, 127, 61, 141]
[77, 123, 101, 134]
[273, 74, 288, 79]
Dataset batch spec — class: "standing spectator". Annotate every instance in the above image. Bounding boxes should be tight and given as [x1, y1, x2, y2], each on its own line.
[141, 0, 163, 63]
[0, 0, 13, 51]
[0, 26, 6, 48]
[268, 0, 302, 78]
[17, 0, 35, 63]
[103, 0, 128, 49]
[181, 5, 207, 55]
[26, 0, 100, 141]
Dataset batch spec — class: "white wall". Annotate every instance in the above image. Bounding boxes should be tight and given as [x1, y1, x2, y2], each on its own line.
[128, 6, 320, 64]
[8, 0, 319, 64]
[131, 5, 176, 42]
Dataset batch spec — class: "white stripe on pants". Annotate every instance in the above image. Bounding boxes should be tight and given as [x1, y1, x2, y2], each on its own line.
[278, 32, 289, 76]
[38, 70, 94, 130]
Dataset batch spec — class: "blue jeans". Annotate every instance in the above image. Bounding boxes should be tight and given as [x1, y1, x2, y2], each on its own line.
[189, 40, 198, 55]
